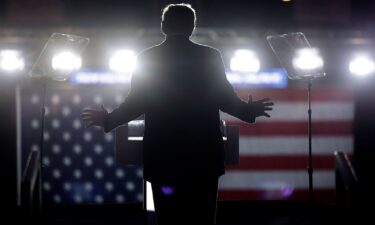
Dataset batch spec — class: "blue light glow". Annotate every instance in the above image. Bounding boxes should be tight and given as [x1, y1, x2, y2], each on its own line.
[70, 68, 287, 88]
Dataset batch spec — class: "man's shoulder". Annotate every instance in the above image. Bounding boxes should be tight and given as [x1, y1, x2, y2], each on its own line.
[137, 39, 222, 59]
[137, 44, 162, 58]
[191, 41, 221, 56]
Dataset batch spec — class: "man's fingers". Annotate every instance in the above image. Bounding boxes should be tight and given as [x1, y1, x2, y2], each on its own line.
[80, 114, 94, 119]
[263, 102, 274, 106]
[85, 121, 94, 128]
[80, 112, 94, 117]
[82, 118, 94, 123]
[263, 112, 271, 117]
[82, 109, 97, 113]
[258, 98, 270, 103]
[81, 118, 94, 123]
[80, 110, 100, 117]
[264, 107, 273, 111]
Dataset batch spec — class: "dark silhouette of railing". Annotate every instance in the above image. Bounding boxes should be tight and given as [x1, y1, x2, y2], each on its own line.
[21, 149, 41, 214]
[334, 151, 358, 206]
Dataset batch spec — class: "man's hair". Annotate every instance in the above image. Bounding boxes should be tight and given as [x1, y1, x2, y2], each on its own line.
[161, 3, 196, 37]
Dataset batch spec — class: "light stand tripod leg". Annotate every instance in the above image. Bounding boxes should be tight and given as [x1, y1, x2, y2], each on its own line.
[307, 79, 314, 203]
[38, 78, 47, 213]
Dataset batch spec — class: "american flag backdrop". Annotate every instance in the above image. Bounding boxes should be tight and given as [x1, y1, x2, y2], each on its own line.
[20, 85, 144, 205]
[18, 84, 353, 205]
[220, 88, 353, 202]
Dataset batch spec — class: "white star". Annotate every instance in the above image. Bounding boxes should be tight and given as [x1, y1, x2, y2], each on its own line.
[136, 169, 143, 178]
[125, 182, 135, 191]
[43, 182, 51, 191]
[73, 144, 82, 154]
[51, 95, 60, 105]
[84, 132, 92, 142]
[73, 119, 82, 130]
[93, 95, 103, 104]
[31, 144, 39, 151]
[31, 119, 39, 129]
[52, 169, 61, 179]
[42, 157, 50, 166]
[105, 182, 114, 192]
[72, 94, 81, 105]
[53, 195, 62, 203]
[94, 169, 104, 179]
[62, 106, 71, 117]
[74, 195, 83, 203]
[84, 182, 93, 192]
[63, 157, 72, 167]
[136, 193, 144, 202]
[115, 194, 124, 203]
[105, 157, 114, 167]
[93, 144, 103, 154]
[31, 94, 39, 104]
[52, 144, 61, 154]
[43, 132, 50, 141]
[73, 169, 82, 179]
[51, 119, 60, 129]
[62, 131, 71, 141]
[104, 133, 113, 142]
[115, 169, 125, 179]
[84, 156, 93, 167]
[95, 195, 104, 204]
[63, 182, 72, 191]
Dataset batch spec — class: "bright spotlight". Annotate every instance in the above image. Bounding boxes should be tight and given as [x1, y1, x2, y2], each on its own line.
[109, 50, 137, 73]
[52, 51, 82, 71]
[230, 49, 260, 73]
[293, 48, 323, 70]
[0, 50, 24, 72]
[349, 56, 375, 77]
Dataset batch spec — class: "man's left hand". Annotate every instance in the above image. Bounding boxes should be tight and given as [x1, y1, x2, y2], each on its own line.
[80, 105, 108, 128]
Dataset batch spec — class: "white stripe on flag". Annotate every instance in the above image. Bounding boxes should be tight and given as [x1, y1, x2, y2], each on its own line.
[220, 102, 353, 121]
[219, 171, 334, 189]
[239, 136, 353, 155]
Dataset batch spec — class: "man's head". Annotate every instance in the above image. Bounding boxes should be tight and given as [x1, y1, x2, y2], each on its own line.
[161, 3, 196, 37]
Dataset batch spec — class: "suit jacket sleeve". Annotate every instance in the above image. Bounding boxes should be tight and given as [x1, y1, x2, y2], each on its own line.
[212, 50, 256, 123]
[103, 55, 147, 133]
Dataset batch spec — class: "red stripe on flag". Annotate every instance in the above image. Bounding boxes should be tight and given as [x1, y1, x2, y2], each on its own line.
[225, 155, 345, 170]
[218, 189, 335, 203]
[227, 121, 352, 136]
[234, 88, 353, 102]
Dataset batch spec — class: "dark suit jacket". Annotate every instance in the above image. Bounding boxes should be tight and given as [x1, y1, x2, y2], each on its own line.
[104, 35, 255, 182]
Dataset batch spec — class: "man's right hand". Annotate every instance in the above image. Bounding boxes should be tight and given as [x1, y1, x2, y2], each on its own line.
[248, 95, 274, 118]
[80, 105, 108, 128]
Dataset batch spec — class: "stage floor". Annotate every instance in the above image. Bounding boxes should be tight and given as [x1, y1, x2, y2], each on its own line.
[12, 200, 361, 225]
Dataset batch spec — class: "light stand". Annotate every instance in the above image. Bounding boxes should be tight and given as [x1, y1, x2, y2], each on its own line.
[38, 78, 47, 211]
[29, 32, 89, 211]
[267, 32, 326, 204]
[307, 79, 313, 203]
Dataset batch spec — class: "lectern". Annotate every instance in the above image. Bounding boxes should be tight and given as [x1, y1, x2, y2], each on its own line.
[115, 120, 239, 211]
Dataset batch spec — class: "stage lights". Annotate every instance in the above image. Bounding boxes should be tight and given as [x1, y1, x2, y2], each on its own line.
[51, 51, 82, 71]
[109, 50, 137, 73]
[349, 55, 374, 77]
[292, 48, 324, 71]
[0, 50, 24, 72]
[4, 44, 375, 82]
[230, 49, 260, 73]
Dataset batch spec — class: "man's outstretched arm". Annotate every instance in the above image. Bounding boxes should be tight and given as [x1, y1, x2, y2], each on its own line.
[81, 58, 146, 132]
[212, 50, 273, 123]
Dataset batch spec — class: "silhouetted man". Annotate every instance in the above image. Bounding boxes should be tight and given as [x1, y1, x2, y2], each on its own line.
[81, 3, 273, 225]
